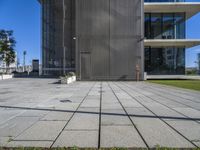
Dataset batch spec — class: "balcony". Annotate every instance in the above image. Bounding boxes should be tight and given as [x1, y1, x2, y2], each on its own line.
[144, 39, 200, 48]
[144, 2, 200, 19]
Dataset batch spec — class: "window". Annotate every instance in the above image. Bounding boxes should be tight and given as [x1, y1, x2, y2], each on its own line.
[145, 14, 151, 39]
[162, 13, 174, 39]
[145, 13, 185, 39]
[144, 0, 185, 2]
[175, 13, 185, 39]
[150, 13, 162, 39]
[145, 47, 185, 75]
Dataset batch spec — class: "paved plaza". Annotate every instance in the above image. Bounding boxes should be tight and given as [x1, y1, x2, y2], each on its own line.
[0, 78, 200, 148]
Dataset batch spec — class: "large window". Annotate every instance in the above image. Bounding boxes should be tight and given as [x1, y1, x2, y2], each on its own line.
[145, 13, 185, 39]
[145, 47, 185, 75]
[145, 14, 151, 39]
[42, 0, 75, 76]
[144, 0, 185, 2]
[162, 13, 174, 39]
[150, 13, 162, 39]
[174, 13, 185, 39]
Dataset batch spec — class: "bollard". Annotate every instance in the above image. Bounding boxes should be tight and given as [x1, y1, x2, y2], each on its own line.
[135, 64, 140, 81]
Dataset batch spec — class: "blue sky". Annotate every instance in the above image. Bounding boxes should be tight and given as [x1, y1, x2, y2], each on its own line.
[0, 0, 200, 67]
[186, 0, 200, 67]
[0, 0, 40, 65]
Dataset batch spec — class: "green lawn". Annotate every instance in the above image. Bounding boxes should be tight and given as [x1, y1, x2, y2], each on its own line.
[147, 80, 200, 91]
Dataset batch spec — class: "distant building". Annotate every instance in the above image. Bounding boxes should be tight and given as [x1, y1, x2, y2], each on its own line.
[32, 59, 39, 72]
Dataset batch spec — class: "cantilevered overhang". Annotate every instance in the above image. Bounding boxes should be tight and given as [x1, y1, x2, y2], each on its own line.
[144, 2, 200, 19]
[144, 39, 200, 48]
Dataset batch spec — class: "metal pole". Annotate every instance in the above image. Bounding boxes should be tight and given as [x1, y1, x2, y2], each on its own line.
[63, 0, 66, 75]
[23, 54, 25, 72]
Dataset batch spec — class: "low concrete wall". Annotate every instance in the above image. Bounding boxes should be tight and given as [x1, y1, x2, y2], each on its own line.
[0, 74, 13, 80]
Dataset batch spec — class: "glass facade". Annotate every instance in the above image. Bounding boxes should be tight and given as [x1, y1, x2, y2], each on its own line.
[145, 13, 185, 39]
[41, 0, 75, 76]
[145, 12, 186, 75]
[145, 47, 185, 75]
[144, 0, 185, 2]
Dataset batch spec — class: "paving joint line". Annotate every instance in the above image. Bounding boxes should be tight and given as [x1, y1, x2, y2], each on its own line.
[50, 82, 97, 148]
[108, 82, 149, 149]
[114, 82, 199, 148]
[98, 82, 103, 149]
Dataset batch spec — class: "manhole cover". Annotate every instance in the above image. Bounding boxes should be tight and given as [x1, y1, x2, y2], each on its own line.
[99, 91, 105, 93]
[60, 100, 72, 103]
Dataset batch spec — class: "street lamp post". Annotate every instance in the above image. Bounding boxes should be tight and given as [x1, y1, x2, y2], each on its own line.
[63, 0, 66, 75]
[23, 51, 27, 72]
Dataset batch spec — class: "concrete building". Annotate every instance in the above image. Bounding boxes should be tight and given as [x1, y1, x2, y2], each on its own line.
[38, 0, 200, 80]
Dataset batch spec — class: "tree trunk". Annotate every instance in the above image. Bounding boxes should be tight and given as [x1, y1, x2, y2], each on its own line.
[6, 63, 9, 74]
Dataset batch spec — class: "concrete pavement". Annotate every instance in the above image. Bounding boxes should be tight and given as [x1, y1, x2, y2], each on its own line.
[0, 78, 200, 148]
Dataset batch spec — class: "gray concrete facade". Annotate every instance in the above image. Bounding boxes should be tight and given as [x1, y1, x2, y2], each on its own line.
[0, 79, 200, 148]
[75, 0, 143, 80]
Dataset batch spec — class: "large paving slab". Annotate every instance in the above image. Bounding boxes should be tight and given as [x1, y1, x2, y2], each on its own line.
[52, 130, 98, 148]
[100, 126, 146, 148]
[0, 78, 200, 148]
[13, 121, 66, 141]
[65, 112, 99, 130]
[40, 111, 73, 121]
[0, 116, 39, 137]
[101, 109, 131, 126]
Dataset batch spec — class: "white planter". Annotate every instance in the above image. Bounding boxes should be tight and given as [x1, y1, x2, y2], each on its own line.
[67, 77, 73, 84]
[71, 76, 76, 82]
[0, 74, 13, 80]
[60, 76, 76, 84]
